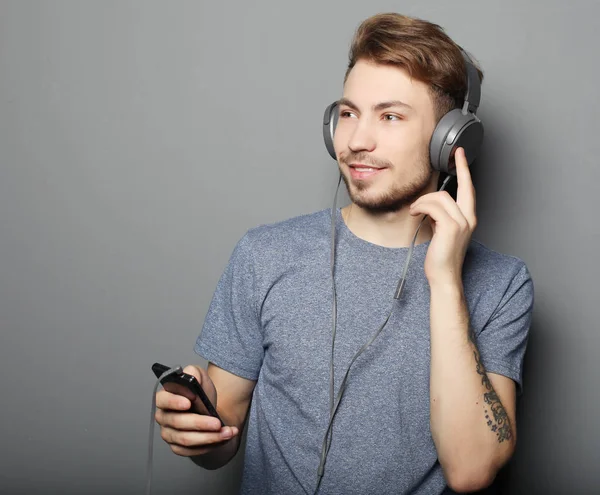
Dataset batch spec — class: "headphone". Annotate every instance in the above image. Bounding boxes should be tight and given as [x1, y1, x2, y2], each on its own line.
[313, 49, 483, 494]
[322, 49, 483, 176]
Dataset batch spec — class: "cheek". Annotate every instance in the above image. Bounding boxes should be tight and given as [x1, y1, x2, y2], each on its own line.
[386, 125, 430, 156]
[332, 130, 342, 152]
[380, 134, 423, 162]
[333, 121, 351, 151]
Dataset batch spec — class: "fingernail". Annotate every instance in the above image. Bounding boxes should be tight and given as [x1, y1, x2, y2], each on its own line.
[221, 427, 232, 439]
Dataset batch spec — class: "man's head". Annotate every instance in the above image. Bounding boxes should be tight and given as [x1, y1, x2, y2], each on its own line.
[333, 13, 483, 214]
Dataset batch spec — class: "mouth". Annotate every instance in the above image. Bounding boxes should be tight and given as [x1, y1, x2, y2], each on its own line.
[347, 163, 386, 180]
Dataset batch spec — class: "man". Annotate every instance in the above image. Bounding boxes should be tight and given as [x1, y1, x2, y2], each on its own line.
[155, 12, 534, 495]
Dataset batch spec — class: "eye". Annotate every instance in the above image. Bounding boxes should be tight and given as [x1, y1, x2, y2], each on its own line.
[383, 114, 403, 121]
[339, 110, 357, 119]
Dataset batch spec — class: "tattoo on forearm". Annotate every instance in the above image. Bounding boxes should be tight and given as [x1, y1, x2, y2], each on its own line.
[469, 327, 512, 443]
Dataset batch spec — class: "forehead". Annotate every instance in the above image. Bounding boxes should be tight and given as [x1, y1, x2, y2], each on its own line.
[343, 60, 432, 110]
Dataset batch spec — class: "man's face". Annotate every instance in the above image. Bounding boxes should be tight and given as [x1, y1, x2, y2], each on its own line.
[333, 60, 439, 213]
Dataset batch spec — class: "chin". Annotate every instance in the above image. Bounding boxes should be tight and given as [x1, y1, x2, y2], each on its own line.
[343, 175, 432, 214]
[349, 190, 411, 213]
[354, 198, 411, 214]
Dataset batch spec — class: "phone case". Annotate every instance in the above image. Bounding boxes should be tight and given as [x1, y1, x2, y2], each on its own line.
[152, 362, 225, 426]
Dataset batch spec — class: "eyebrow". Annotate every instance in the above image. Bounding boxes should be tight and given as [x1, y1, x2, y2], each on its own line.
[338, 97, 413, 112]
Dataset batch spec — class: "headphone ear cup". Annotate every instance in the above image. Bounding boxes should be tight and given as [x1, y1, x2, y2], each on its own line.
[322, 102, 338, 160]
[452, 118, 484, 172]
[430, 109, 484, 175]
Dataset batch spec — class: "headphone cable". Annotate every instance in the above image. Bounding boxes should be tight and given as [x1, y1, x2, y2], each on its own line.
[146, 365, 185, 495]
[314, 173, 453, 494]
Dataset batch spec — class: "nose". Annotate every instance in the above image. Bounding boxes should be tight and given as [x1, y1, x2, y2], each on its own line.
[347, 118, 376, 153]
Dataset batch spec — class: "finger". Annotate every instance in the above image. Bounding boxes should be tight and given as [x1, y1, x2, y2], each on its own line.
[161, 382, 197, 403]
[161, 365, 210, 404]
[155, 410, 223, 432]
[160, 425, 239, 450]
[413, 192, 468, 228]
[454, 147, 477, 225]
[156, 389, 191, 411]
[410, 199, 456, 228]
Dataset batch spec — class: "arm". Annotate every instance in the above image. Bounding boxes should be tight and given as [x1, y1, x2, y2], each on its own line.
[429, 281, 516, 492]
[166, 231, 263, 469]
[190, 363, 256, 469]
[409, 147, 526, 492]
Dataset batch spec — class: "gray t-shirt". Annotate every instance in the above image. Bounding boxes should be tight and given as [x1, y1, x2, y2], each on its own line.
[195, 208, 534, 495]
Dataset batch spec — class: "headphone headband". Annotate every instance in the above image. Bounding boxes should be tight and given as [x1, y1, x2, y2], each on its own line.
[460, 49, 481, 113]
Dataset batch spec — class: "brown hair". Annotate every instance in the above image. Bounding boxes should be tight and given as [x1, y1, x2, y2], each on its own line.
[344, 13, 484, 121]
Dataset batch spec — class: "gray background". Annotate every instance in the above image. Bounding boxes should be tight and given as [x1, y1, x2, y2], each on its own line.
[0, 0, 597, 494]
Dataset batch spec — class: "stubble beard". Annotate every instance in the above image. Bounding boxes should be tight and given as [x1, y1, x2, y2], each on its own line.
[339, 149, 433, 214]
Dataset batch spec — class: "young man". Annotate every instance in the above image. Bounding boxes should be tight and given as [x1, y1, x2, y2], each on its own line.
[155, 13, 534, 495]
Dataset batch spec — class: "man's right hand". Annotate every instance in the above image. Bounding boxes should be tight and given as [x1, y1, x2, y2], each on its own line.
[155, 365, 240, 457]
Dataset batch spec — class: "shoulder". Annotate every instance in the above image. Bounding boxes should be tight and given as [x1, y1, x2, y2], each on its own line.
[240, 209, 331, 253]
[465, 238, 532, 282]
[225, 209, 332, 290]
[226, 209, 331, 273]
[464, 239, 534, 310]
[464, 240, 534, 339]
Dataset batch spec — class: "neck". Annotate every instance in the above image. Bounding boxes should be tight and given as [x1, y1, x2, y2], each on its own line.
[341, 203, 434, 248]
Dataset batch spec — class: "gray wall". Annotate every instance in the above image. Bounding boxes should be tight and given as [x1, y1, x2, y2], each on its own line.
[0, 0, 598, 494]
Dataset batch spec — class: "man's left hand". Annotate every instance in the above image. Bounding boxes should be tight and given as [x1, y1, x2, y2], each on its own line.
[409, 147, 477, 286]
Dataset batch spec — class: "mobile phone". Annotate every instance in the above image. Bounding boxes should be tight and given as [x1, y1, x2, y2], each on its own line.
[152, 362, 224, 427]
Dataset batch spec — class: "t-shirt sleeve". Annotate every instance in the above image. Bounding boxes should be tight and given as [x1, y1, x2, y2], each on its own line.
[476, 262, 534, 395]
[194, 231, 264, 381]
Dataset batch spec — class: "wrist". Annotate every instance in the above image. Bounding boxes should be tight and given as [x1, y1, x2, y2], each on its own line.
[428, 278, 470, 337]
[428, 275, 464, 295]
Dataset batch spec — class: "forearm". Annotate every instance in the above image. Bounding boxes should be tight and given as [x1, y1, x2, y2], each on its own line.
[429, 280, 514, 490]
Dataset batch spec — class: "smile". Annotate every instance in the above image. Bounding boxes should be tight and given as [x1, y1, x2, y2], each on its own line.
[348, 164, 386, 180]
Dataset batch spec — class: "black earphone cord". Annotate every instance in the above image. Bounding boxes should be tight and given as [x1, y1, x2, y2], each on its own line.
[313, 173, 453, 494]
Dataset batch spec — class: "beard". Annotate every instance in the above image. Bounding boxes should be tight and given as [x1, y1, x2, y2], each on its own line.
[338, 148, 433, 214]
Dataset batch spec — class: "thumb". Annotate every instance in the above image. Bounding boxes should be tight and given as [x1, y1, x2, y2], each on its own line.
[182, 365, 218, 407]
[182, 364, 204, 382]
